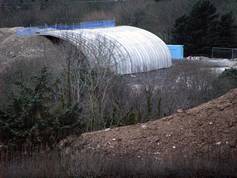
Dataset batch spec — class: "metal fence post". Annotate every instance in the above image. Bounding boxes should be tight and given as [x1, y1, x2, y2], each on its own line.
[211, 47, 214, 58]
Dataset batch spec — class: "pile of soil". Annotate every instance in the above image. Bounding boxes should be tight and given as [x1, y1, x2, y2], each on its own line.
[0, 28, 65, 96]
[0, 27, 62, 74]
[60, 89, 237, 170]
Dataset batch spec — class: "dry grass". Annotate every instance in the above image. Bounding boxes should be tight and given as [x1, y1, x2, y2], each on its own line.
[0, 146, 66, 178]
[0, 146, 237, 178]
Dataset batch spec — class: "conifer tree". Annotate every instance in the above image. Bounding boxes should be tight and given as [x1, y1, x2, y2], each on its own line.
[216, 12, 236, 47]
[173, 0, 223, 56]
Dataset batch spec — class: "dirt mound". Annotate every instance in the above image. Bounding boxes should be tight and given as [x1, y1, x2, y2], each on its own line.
[0, 27, 62, 73]
[0, 28, 67, 97]
[60, 89, 237, 163]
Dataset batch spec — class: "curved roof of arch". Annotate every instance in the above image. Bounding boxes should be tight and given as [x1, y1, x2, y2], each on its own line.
[38, 26, 172, 74]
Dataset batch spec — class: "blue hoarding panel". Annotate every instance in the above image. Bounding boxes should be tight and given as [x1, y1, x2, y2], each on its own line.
[16, 20, 116, 37]
[80, 20, 115, 29]
[167, 45, 184, 60]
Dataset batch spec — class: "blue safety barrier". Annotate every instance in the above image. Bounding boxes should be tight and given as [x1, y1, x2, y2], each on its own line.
[167, 45, 184, 60]
[80, 20, 115, 29]
[16, 20, 116, 37]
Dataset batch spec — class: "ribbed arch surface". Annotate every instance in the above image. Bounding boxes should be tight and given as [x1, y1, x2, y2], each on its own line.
[38, 26, 172, 74]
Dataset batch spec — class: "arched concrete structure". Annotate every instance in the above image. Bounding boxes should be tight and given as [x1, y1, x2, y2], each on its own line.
[38, 26, 172, 74]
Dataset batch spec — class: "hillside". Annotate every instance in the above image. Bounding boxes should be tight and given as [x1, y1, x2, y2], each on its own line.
[0, 28, 61, 66]
[59, 88, 237, 176]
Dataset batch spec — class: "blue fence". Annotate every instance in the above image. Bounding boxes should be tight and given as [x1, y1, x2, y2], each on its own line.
[167, 45, 184, 60]
[16, 20, 116, 37]
[79, 20, 115, 29]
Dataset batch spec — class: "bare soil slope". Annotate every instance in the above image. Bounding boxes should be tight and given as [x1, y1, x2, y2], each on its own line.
[0, 28, 65, 96]
[61, 89, 237, 163]
[0, 28, 62, 73]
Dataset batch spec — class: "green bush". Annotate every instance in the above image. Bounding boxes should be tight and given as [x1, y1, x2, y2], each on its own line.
[0, 67, 84, 147]
[213, 68, 237, 95]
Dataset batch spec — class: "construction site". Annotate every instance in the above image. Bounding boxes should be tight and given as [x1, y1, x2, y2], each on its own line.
[0, 0, 237, 177]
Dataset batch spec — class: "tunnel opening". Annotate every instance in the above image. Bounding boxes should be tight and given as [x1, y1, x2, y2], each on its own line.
[44, 35, 62, 44]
